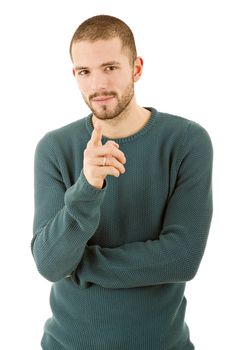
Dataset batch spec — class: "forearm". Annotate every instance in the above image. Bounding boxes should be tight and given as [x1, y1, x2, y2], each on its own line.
[32, 208, 94, 282]
[75, 220, 211, 289]
[32, 170, 106, 282]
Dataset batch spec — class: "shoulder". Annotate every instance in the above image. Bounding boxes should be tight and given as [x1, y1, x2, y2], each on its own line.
[48, 116, 88, 141]
[155, 109, 212, 146]
[156, 110, 199, 132]
[36, 115, 90, 153]
[150, 109, 213, 170]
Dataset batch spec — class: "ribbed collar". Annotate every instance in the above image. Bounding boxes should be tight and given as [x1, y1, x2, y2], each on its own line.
[85, 107, 158, 144]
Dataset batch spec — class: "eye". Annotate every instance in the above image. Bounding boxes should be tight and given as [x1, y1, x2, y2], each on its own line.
[105, 65, 118, 71]
[78, 70, 89, 76]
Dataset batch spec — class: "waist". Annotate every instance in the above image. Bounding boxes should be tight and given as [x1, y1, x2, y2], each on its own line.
[45, 279, 192, 349]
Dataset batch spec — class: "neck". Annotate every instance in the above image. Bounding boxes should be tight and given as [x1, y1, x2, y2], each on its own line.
[92, 100, 151, 139]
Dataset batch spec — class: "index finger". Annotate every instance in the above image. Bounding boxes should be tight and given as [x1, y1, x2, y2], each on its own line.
[90, 122, 102, 147]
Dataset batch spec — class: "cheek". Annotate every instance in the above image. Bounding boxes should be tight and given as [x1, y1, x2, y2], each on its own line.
[115, 69, 133, 87]
[116, 78, 132, 94]
[108, 77, 124, 93]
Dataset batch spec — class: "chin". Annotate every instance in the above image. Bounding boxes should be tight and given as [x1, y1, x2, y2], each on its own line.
[91, 106, 119, 120]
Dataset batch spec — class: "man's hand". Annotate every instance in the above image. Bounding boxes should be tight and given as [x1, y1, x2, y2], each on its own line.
[83, 122, 126, 189]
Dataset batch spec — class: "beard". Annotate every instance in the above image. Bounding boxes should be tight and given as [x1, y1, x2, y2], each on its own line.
[83, 80, 134, 120]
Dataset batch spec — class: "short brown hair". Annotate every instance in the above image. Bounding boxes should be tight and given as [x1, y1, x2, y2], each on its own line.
[69, 15, 137, 64]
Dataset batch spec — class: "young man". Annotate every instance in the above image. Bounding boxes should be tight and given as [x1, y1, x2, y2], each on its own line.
[31, 15, 213, 350]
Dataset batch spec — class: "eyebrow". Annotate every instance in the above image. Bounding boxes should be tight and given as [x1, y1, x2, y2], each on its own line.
[74, 61, 121, 71]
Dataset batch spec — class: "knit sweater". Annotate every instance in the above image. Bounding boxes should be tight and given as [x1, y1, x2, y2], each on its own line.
[31, 107, 213, 350]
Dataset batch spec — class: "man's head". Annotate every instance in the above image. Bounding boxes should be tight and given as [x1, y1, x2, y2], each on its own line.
[69, 15, 137, 66]
[70, 15, 143, 121]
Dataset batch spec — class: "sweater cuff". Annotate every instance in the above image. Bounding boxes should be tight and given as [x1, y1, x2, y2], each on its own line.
[79, 169, 107, 191]
[64, 169, 107, 222]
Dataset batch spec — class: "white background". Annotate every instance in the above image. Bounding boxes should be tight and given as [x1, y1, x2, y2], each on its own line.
[0, 1, 232, 349]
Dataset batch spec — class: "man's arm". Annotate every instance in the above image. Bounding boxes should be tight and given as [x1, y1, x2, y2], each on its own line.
[31, 124, 126, 283]
[31, 132, 107, 282]
[75, 122, 213, 289]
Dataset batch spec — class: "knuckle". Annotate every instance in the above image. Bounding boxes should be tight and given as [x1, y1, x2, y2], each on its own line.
[105, 140, 112, 146]
[106, 140, 117, 148]
[106, 144, 114, 153]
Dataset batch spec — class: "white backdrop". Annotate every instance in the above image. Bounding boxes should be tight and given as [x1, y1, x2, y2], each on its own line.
[0, 1, 232, 349]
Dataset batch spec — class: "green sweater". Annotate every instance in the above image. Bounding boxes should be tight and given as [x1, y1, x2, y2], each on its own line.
[32, 107, 213, 350]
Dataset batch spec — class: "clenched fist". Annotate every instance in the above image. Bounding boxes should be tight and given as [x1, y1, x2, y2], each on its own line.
[83, 122, 126, 189]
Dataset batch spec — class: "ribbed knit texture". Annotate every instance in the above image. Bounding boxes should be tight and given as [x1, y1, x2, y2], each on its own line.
[32, 107, 213, 350]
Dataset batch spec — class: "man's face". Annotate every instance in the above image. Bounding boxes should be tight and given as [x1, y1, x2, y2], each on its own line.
[71, 37, 135, 120]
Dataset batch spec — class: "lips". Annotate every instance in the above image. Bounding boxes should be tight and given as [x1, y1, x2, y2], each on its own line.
[91, 96, 115, 106]
[92, 96, 114, 102]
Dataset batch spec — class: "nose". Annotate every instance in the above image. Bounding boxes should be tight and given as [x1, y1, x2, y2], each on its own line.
[90, 71, 108, 92]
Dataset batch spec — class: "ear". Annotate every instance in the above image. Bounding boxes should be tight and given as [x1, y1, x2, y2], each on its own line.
[72, 68, 76, 77]
[133, 57, 143, 82]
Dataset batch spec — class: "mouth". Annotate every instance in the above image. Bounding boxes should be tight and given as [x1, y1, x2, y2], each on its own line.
[91, 96, 115, 104]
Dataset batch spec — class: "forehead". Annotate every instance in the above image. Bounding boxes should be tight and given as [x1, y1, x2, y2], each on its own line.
[71, 37, 129, 66]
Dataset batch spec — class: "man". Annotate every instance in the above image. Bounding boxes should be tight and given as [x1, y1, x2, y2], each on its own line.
[31, 15, 213, 350]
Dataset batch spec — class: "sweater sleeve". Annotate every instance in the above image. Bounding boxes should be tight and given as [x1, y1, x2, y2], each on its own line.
[31, 133, 107, 282]
[74, 122, 213, 289]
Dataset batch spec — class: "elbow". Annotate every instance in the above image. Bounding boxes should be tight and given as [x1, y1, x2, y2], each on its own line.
[31, 247, 63, 283]
[181, 254, 203, 282]
[179, 235, 208, 282]
[38, 265, 61, 283]
[33, 255, 63, 282]
[31, 247, 77, 283]
[31, 235, 65, 282]
[184, 266, 198, 282]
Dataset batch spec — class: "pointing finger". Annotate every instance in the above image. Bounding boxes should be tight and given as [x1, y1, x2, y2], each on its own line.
[90, 122, 102, 147]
